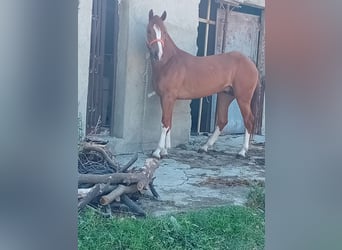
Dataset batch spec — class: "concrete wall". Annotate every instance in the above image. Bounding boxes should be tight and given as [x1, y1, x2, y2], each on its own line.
[78, 0, 92, 138]
[110, 0, 200, 153]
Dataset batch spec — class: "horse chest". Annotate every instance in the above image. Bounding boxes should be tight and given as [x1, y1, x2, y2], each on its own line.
[152, 67, 182, 93]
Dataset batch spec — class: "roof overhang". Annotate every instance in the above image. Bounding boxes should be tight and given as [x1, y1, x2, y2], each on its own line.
[216, 0, 265, 9]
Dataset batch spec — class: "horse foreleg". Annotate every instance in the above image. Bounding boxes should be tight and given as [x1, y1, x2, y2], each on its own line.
[152, 95, 174, 159]
[152, 124, 170, 158]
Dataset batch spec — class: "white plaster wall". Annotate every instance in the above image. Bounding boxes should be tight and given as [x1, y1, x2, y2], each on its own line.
[78, 0, 92, 138]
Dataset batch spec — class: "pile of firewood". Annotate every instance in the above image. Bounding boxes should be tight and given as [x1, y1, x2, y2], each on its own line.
[78, 139, 159, 217]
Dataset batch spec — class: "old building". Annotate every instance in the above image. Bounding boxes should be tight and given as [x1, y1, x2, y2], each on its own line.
[78, 0, 265, 153]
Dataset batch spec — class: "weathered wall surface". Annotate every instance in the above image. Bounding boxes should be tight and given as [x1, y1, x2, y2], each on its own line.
[111, 0, 200, 153]
[78, 0, 92, 138]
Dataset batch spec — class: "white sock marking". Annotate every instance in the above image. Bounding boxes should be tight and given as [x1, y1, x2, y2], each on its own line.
[201, 126, 221, 151]
[153, 24, 163, 60]
[153, 124, 169, 158]
[158, 125, 168, 149]
[166, 130, 171, 149]
[238, 129, 250, 157]
[160, 148, 168, 156]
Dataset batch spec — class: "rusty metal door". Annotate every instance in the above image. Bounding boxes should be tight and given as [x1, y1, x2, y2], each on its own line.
[213, 9, 260, 134]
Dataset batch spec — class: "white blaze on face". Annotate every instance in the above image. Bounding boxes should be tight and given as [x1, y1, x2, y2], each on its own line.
[153, 24, 163, 60]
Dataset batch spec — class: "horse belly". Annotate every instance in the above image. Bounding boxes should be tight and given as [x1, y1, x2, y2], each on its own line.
[177, 80, 229, 100]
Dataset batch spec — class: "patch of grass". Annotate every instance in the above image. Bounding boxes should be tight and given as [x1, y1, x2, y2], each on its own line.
[78, 206, 264, 250]
[246, 184, 265, 212]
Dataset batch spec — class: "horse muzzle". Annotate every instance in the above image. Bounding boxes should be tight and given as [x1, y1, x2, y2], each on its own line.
[152, 51, 159, 61]
[148, 47, 159, 61]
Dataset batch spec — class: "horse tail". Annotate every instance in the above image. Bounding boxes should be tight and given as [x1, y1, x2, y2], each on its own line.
[250, 74, 262, 139]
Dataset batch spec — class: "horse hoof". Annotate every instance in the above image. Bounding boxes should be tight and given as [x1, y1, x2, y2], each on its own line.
[160, 154, 169, 159]
[236, 153, 246, 159]
[152, 155, 161, 160]
[151, 151, 161, 159]
[198, 148, 207, 153]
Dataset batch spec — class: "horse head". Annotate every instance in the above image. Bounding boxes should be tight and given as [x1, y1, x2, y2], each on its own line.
[146, 9, 167, 61]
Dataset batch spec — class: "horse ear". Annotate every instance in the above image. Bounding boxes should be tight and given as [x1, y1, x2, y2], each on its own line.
[149, 9, 154, 20]
[161, 11, 167, 21]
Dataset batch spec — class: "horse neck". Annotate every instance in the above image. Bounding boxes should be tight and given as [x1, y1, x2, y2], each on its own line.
[155, 33, 179, 64]
[164, 33, 179, 55]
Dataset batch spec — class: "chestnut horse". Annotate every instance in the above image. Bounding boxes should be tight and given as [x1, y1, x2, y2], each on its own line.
[146, 10, 259, 159]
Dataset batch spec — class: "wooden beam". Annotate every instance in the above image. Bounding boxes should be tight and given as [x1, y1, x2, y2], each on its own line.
[198, 17, 216, 25]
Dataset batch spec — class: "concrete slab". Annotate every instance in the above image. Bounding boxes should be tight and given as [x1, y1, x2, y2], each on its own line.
[115, 134, 265, 216]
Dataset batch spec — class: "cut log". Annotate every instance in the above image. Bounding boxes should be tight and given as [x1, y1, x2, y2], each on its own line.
[78, 184, 117, 212]
[120, 153, 138, 173]
[85, 136, 109, 145]
[100, 184, 138, 205]
[78, 188, 94, 199]
[149, 182, 160, 199]
[78, 158, 159, 187]
[136, 158, 159, 191]
[121, 194, 146, 217]
[78, 184, 117, 199]
[79, 172, 145, 185]
[78, 158, 159, 215]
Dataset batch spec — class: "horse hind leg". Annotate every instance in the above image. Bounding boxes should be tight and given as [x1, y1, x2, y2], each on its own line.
[199, 92, 234, 152]
[236, 99, 254, 158]
[199, 125, 221, 152]
[237, 129, 251, 158]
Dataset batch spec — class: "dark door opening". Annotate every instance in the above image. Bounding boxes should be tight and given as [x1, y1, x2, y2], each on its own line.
[86, 0, 118, 135]
[191, 0, 264, 135]
[191, 0, 219, 135]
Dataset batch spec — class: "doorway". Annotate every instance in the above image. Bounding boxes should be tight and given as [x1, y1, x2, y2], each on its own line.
[191, 0, 264, 135]
[86, 0, 119, 135]
[191, 0, 219, 135]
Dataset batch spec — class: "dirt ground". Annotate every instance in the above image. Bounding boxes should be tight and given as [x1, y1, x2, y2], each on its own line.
[115, 133, 265, 216]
